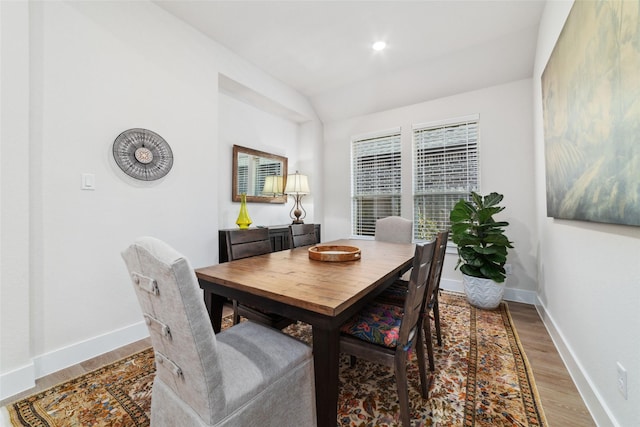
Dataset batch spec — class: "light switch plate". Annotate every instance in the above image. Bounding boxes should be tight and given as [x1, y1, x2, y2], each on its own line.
[81, 173, 95, 190]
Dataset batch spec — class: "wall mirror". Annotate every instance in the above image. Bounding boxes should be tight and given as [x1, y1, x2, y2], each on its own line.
[232, 145, 288, 203]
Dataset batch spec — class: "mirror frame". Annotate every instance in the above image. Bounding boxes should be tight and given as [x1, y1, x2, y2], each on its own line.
[232, 145, 288, 204]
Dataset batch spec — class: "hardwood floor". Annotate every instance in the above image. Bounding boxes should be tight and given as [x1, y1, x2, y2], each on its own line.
[508, 301, 596, 426]
[0, 337, 152, 408]
[1, 302, 596, 426]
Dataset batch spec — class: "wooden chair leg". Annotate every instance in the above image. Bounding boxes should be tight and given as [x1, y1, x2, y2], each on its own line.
[434, 297, 442, 346]
[349, 355, 357, 368]
[232, 300, 240, 325]
[394, 350, 411, 427]
[424, 315, 435, 372]
[414, 325, 429, 399]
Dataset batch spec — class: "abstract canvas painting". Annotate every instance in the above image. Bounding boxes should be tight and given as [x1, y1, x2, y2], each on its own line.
[541, 0, 640, 226]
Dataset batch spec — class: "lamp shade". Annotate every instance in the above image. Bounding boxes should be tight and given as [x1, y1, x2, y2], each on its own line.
[285, 172, 310, 194]
[262, 175, 284, 195]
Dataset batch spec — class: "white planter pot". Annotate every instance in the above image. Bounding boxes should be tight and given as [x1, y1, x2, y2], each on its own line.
[462, 274, 506, 309]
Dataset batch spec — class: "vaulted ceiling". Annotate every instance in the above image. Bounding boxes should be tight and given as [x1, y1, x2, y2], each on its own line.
[155, 1, 546, 122]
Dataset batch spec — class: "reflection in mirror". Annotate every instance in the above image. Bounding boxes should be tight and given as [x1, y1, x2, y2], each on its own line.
[232, 145, 288, 203]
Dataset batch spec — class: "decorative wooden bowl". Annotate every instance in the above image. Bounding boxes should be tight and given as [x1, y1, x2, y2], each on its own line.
[308, 245, 361, 262]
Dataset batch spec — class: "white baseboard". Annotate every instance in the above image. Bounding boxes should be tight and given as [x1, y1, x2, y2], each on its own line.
[535, 300, 618, 427]
[0, 362, 35, 402]
[0, 321, 149, 402]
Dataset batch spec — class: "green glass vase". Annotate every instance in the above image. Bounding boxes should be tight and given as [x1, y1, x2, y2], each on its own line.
[236, 193, 252, 229]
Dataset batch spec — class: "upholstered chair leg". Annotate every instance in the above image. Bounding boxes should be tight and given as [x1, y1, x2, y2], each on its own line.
[394, 350, 411, 427]
[434, 297, 442, 346]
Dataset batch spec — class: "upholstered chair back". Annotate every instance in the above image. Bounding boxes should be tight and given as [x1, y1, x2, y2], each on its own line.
[121, 237, 223, 424]
[375, 216, 413, 244]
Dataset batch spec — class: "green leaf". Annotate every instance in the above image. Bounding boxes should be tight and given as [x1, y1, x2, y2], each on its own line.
[487, 221, 510, 228]
[451, 223, 472, 234]
[483, 192, 504, 208]
[456, 237, 481, 247]
[470, 192, 484, 208]
[477, 206, 503, 223]
[450, 200, 474, 222]
[480, 264, 506, 282]
[473, 246, 498, 255]
[482, 234, 512, 246]
[460, 264, 483, 277]
[486, 253, 507, 264]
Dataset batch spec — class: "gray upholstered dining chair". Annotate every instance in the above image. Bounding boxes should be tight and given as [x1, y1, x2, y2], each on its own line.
[339, 241, 435, 427]
[288, 223, 318, 248]
[225, 228, 294, 329]
[375, 216, 413, 244]
[122, 236, 316, 427]
[376, 230, 449, 371]
[375, 216, 414, 282]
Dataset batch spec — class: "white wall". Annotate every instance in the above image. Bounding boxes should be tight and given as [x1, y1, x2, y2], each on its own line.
[533, 2, 640, 426]
[0, 0, 33, 397]
[218, 93, 308, 228]
[323, 79, 537, 300]
[0, 0, 320, 400]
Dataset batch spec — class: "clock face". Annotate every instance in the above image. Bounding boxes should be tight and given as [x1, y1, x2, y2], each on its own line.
[113, 129, 173, 181]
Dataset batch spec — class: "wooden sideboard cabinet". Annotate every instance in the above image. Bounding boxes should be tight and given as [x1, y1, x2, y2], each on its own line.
[218, 224, 321, 263]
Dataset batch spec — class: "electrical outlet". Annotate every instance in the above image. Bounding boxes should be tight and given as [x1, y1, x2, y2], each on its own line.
[504, 264, 512, 275]
[617, 362, 628, 399]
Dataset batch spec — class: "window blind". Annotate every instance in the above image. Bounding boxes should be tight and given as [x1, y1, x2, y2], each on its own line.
[255, 160, 282, 195]
[352, 130, 402, 237]
[413, 116, 479, 239]
[238, 157, 249, 195]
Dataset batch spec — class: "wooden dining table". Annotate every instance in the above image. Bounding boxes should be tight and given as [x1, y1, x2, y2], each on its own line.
[195, 238, 415, 427]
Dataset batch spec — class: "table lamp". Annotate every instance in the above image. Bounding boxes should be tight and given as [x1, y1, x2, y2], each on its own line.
[284, 171, 310, 224]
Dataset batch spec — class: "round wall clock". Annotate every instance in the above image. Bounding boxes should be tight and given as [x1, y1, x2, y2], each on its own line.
[113, 128, 173, 181]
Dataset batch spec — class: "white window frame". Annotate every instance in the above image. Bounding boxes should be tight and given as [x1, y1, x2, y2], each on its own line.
[412, 114, 480, 241]
[351, 128, 402, 237]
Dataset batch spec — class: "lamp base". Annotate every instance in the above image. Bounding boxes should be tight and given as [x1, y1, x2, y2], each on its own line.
[289, 197, 306, 225]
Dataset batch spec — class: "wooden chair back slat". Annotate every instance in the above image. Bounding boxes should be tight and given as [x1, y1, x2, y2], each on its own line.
[289, 224, 318, 248]
[225, 228, 272, 261]
[398, 242, 434, 348]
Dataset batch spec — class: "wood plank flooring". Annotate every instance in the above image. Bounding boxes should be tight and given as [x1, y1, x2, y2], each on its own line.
[1, 302, 596, 426]
[508, 301, 596, 426]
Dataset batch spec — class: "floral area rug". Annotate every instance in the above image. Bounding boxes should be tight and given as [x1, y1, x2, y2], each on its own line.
[5, 292, 546, 426]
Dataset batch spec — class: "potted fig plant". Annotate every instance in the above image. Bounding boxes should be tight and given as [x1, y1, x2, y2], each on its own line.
[449, 191, 513, 309]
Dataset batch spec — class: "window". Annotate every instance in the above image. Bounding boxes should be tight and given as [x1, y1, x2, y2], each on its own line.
[352, 130, 402, 237]
[413, 115, 479, 239]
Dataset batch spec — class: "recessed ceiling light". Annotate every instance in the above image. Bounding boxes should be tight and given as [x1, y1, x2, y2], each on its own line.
[372, 41, 386, 51]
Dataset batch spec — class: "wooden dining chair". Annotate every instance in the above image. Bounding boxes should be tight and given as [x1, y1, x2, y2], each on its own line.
[375, 216, 413, 244]
[375, 230, 449, 371]
[425, 230, 449, 349]
[339, 241, 435, 427]
[288, 223, 318, 248]
[225, 228, 294, 329]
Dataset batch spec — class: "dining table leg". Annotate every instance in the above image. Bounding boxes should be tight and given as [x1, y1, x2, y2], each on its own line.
[312, 324, 340, 427]
[202, 289, 225, 333]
